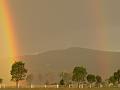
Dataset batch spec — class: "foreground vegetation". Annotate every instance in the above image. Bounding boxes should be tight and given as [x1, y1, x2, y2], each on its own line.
[0, 61, 120, 88]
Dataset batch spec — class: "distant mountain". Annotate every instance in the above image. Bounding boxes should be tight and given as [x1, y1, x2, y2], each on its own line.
[23, 47, 120, 84]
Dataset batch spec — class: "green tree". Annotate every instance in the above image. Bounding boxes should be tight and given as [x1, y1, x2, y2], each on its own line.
[72, 66, 87, 88]
[26, 74, 33, 88]
[10, 61, 27, 88]
[87, 74, 96, 88]
[108, 76, 117, 86]
[60, 72, 72, 86]
[59, 79, 65, 85]
[114, 70, 120, 84]
[96, 75, 102, 88]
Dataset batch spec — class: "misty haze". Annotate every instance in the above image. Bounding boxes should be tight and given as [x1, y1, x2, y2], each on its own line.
[0, 0, 120, 90]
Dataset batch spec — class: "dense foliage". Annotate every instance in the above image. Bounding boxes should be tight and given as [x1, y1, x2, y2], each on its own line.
[10, 61, 27, 88]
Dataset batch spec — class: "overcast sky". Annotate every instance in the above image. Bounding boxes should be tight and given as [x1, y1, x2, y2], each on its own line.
[8, 0, 120, 54]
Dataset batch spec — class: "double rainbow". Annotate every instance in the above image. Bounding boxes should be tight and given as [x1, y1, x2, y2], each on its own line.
[0, 0, 111, 77]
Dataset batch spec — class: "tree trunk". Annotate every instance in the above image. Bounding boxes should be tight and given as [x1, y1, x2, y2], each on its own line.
[30, 83, 32, 88]
[69, 84, 70, 88]
[16, 81, 19, 88]
[57, 84, 59, 88]
[90, 83, 92, 88]
[30, 83, 33, 88]
[78, 82, 80, 88]
[81, 83, 83, 88]
[118, 78, 120, 84]
[98, 83, 100, 88]
[45, 84, 47, 88]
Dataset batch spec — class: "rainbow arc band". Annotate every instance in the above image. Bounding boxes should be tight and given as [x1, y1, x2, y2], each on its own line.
[0, 0, 19, 63]
[90, 0, 110, 74]
[0, 0, 110, 74]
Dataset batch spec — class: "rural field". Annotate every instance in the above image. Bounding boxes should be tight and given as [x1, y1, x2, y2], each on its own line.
[0, 88, 119, 90]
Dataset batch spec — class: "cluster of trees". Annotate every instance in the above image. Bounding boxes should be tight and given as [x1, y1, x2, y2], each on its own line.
[108, 70, 120, 86]
[7, 61, 120, 88]
[59, 66, 120, 88]
[59, 66, 102, 88]
[72, 66, 103, 88]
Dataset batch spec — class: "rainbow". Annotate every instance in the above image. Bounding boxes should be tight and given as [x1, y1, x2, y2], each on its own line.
[0, 0, 19, 63]
[90, 0, 110, 77]
[0, 0, 111, 78]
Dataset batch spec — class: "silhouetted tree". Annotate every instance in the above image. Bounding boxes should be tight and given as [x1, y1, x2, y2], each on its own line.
[10, 61, 27, 88]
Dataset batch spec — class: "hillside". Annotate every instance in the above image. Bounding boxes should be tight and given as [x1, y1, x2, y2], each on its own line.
[23, 47, 120, 84]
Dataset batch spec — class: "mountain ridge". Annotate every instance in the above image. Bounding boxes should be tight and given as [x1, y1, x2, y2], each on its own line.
[22, 47, 120, 84]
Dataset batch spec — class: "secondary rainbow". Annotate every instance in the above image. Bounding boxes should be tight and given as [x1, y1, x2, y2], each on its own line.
[0, 0, 19, 63]
[90, 0, 110, 77]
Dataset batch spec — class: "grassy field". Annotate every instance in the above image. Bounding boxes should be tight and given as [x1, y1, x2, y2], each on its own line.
[0, 88, 119, 90]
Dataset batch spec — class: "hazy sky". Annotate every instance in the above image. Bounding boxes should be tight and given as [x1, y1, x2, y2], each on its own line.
[8, 0, 120, 55]
[1, 0, 120, 83]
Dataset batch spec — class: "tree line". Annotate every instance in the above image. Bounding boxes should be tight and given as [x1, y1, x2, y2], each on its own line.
[0, 61, 120, 88]
[60, 66, 120, 88]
